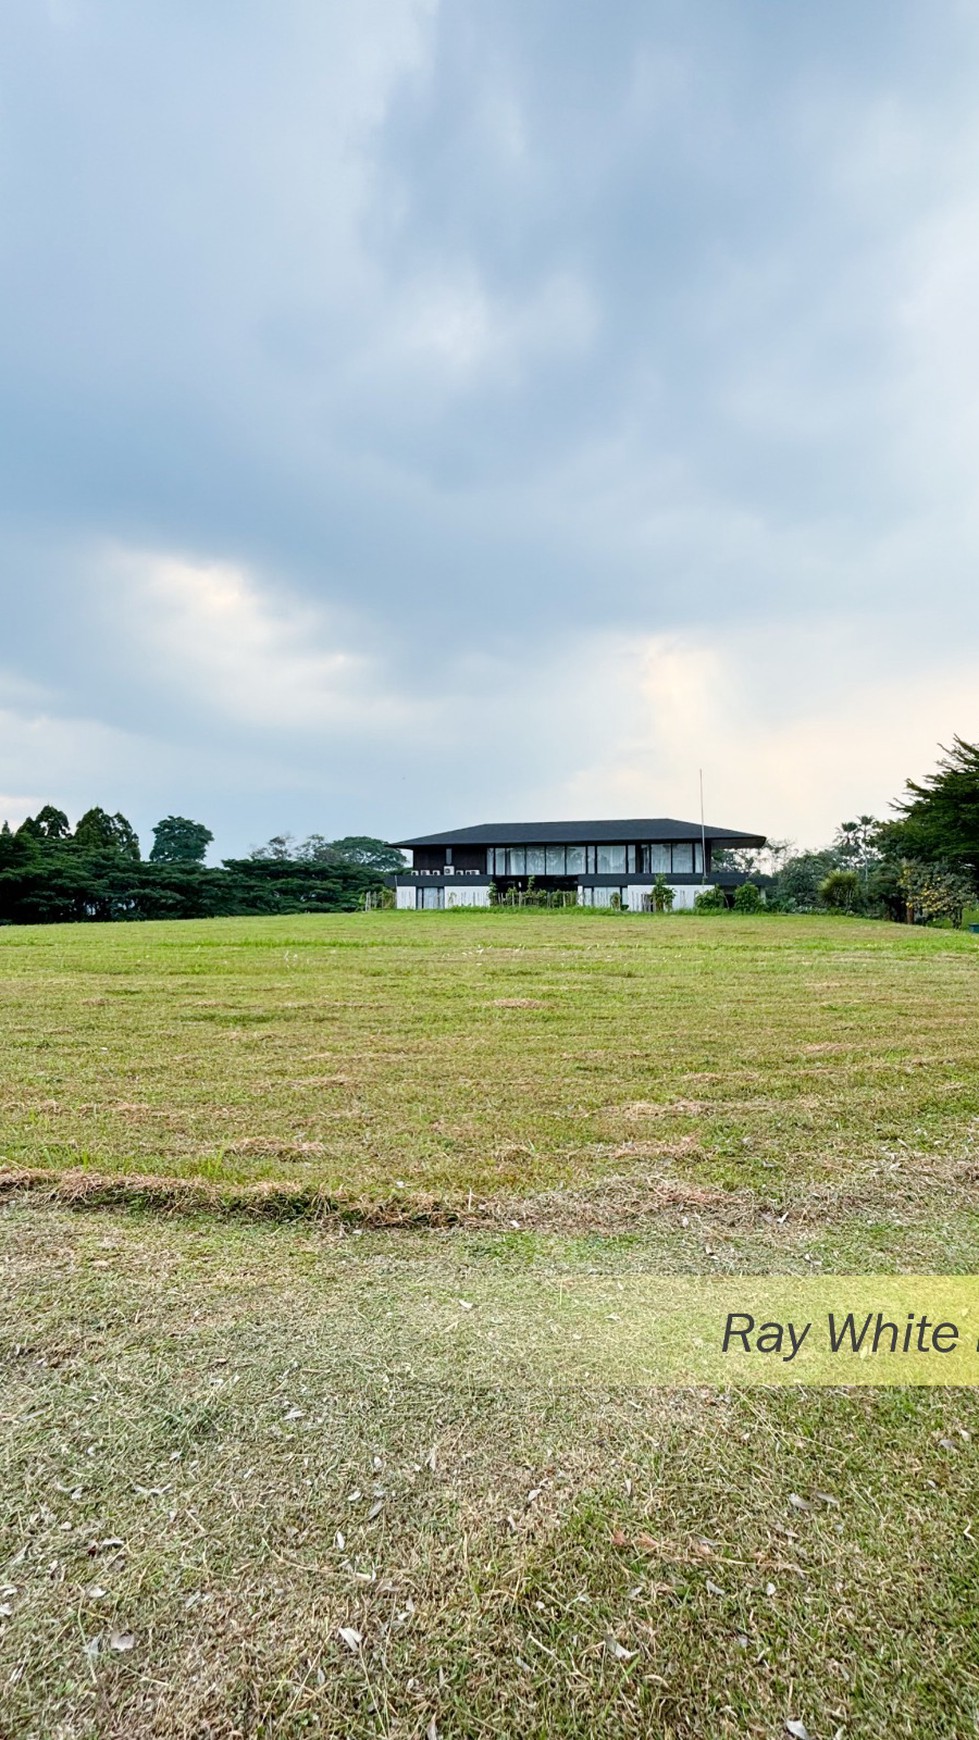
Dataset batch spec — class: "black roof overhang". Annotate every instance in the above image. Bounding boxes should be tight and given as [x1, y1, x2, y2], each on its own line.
[392, 818, 766, 849]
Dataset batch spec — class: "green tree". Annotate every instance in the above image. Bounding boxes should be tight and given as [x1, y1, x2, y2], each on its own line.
[772, 850, 837, 911]
[149, 816, 214, 864]
[711, 846, 761, 876]
[0, 821, 40, 873]
[249, 834, 296, 861]
[886, 738, 979, 885]
[833, 817, 882, 874]
[73, 807, 141, 860]
[320, 835, 407, 872]
[18, 805, 71, 841]
[898, 860, 976, 927]
[293, 834, 334, 863]
[819, 868, 860, 912]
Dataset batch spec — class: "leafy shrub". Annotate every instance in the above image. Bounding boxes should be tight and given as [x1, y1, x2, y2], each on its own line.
[819, 868, 860, 912]
[898, 860, 976, 927]
[693, 886, 727, 912]
[651, 875, 675, 912]
[733, 881, 762, 913]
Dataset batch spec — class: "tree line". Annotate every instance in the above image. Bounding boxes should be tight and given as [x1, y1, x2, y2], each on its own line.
[714, 736, 979, 925]
[2, 735, 977, 926]
[0, 809, 405, 925]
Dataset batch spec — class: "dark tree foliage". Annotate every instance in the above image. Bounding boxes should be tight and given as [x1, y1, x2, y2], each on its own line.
[0, 817, 383, 925]
[220, 857, 379, 914]
[770, 851, 838, 911]
[883, 737, 979, 885]
[73, 807, 141, 860]
[250, 833, 407, 872]
[18, 805, 72, 841]
[327, 835, 407, 872]
[150, 816, 214, 864]
[248, 834, 296, 861]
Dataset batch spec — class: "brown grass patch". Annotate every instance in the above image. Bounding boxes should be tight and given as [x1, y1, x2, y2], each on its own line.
[225, 1137, 328, 1159]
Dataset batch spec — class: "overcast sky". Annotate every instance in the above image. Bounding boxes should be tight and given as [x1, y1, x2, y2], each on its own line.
[2, 0, 978, 857]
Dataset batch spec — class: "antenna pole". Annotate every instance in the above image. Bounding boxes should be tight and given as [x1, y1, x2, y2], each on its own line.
[699, 768, 707, 884]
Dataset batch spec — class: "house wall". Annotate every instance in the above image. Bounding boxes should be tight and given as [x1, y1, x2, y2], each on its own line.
[444, 883, 491, 908]
[669, 884, 714, 911]
[411, 846, 487, 873]
[451, 847, 488, 873]
[578, 883, 717, 911]
[395, 884, 416, 909]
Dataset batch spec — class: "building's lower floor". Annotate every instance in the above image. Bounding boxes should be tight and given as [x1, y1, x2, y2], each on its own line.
[389, 874, 762, 911]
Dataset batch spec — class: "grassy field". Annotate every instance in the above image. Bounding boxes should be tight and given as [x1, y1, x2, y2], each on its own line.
[2, 911, 979, 1737]
[1, 910, 978, 1209]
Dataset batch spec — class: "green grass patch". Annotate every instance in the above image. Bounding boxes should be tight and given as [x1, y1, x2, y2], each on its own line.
[1, 911, 977, 1208]
[3, 911, 979, 1732]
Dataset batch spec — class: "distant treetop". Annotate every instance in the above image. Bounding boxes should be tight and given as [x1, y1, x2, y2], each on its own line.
[73, 807, 141, 860]
[150, 816, 214, 864]
[249, 833, 406, 872]
[18, 805, 71, 841]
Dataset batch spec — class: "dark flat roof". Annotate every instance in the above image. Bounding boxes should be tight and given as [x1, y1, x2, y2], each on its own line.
[392, 818, 766, 848]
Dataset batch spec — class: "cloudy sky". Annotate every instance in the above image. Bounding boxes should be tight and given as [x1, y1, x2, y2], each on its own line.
[2, 0, 978, 857]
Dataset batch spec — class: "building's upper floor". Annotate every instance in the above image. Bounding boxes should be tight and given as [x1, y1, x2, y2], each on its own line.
[390, 817, 766, 881]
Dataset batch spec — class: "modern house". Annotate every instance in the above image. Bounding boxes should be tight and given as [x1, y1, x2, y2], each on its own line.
[388, 818, 767, 910]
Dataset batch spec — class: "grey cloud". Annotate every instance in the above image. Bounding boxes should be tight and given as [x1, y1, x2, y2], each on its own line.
[2, 1, 979, 849]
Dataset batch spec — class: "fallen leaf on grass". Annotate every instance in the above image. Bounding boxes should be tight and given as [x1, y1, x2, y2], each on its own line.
[109, 1630, 135, 1652]
[785, 1722, 811, 1740]
[338, 1626, 362, 1652]
[604, 1636, 636, 1661]
[611, 1529, 661, 1552]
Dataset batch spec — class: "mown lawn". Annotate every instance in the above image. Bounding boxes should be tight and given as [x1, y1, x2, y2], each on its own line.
[0, 910, 977, 1207]
[2, 911, 979, 1737]
[2, 1205, 978, 1739]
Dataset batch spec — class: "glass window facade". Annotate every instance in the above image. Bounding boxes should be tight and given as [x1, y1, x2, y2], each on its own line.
[581, 885, 630, 907]
[483, 839, 706, 879]
[597, 845, 626, 873]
